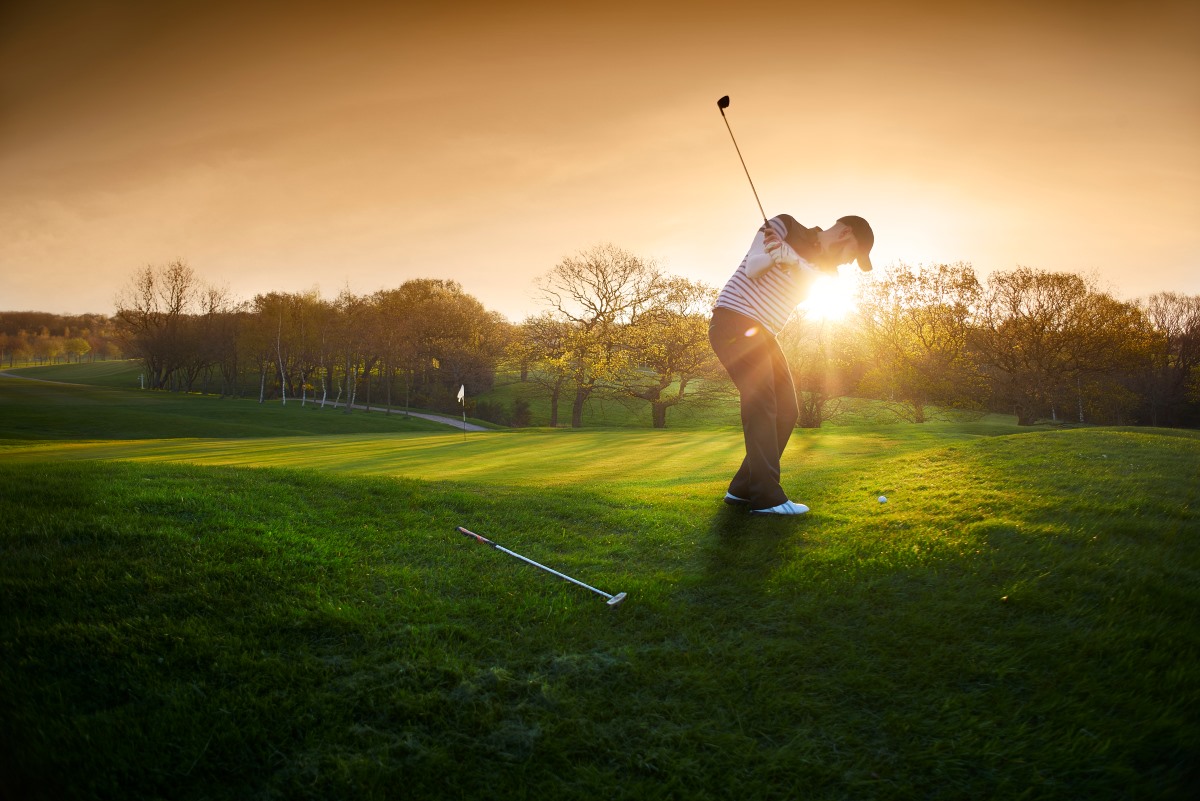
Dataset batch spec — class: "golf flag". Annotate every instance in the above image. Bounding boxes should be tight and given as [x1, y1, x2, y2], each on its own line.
[457, 385, 467, 441]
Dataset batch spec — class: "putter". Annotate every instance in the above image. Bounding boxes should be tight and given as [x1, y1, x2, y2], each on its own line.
[457, 526, 627, 607]
[717, 95, 767, 225]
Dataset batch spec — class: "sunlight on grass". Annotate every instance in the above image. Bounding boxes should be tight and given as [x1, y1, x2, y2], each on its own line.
[0, 428, 953, 495]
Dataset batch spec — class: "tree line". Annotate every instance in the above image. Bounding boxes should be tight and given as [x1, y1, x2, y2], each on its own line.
[0, 311, 123, 367]
[811, 264, 1200, 428]
[111, 261, 509, 412]
[513, 250, 1200, 429]
[8, 252, 1198, 430]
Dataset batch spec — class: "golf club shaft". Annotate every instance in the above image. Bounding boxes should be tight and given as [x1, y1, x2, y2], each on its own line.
[718, 101, 767, 225]
[457, 526, 616, 601]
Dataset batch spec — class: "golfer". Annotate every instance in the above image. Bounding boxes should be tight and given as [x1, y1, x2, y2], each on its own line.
[710, 214, 874, 515]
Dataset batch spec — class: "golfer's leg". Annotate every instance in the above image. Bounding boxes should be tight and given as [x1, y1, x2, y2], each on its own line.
[734, 373, 788, 508]
[771, 343, 799, 457]
[710, 310, 788, 508]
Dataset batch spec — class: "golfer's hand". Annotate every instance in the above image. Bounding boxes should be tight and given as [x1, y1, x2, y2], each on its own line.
[763, 228, 799, 272]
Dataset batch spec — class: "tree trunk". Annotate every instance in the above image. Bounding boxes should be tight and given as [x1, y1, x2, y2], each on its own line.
[1015, 404, 1036, 426]
[385, 364, 392, 415]
[652, 402, 667, 429]
[571, 389, 586, 428]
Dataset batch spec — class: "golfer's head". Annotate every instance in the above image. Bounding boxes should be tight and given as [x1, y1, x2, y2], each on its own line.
[822, 216, 874, 272]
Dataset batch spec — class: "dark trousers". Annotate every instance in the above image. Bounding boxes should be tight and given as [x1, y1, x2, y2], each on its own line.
[708, 307, 798, 509]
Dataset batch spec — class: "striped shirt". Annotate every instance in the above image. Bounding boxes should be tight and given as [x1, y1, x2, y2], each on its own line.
[715, 215, 823, 335]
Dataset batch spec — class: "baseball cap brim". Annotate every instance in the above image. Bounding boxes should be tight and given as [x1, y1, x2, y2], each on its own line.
[836, 215, 874, 273]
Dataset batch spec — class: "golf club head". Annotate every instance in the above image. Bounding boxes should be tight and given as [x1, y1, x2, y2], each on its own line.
[717, 95, 730, 112]
[606, 592, 627, 607]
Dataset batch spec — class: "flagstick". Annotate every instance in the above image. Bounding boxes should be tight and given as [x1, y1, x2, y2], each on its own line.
[458, 384, 467, 442]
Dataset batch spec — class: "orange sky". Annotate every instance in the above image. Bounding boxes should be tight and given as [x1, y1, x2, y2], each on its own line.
[2, 0, 1197, 320]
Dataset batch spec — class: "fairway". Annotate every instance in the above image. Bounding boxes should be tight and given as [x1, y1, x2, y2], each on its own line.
[2, 369, 1198, 800]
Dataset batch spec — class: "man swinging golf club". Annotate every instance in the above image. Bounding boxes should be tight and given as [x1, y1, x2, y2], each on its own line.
[710, 95, 874, 516]
[710, 213, 874, 515]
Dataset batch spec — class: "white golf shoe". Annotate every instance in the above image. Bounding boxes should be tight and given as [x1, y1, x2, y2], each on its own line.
[750, 500, 809, 516]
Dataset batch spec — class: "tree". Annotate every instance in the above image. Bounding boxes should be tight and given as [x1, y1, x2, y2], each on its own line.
[376, 279, 507, 412]
[33, 335, 65, 364]
[510, 313, 573, 426]
[114, 260, 207, 390]
[614, 276, 722, 428]
[778, 315, 866, 428]
[1137, 292, 1200, 427]
[63, 337, 91, 363]
[331, 289, 370, 412]
[6, 334, 33, 366]
[538, 244, 663, 427]
[973, 268, 1148, 425]
[857, 263, 984, 422]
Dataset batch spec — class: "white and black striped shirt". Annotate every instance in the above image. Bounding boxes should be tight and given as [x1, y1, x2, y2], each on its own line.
[715, 215, 821, 335]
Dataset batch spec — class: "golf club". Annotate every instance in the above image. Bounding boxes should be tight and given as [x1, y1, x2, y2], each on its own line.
[717, 95, 767, 225]
[456, 526, 627, 607]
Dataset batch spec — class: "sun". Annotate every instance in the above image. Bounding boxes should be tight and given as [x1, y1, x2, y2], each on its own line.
[798, 272, 859, 322]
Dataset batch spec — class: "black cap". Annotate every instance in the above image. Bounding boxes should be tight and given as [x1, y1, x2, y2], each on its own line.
[836, 215, 874, 272]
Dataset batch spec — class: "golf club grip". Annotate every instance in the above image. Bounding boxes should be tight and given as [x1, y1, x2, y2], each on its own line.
[457, 526, 493, 545]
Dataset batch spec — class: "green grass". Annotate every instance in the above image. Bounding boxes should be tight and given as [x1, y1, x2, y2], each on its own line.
[1, 367, 1198, 799]
[0, 371, 450, 441]
[2, 359, 146, 388]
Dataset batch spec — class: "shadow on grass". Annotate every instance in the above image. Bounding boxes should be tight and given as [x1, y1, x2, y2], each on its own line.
[689, 504, 811, 610]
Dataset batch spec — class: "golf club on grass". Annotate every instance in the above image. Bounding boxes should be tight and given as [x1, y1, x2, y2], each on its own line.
[717, 95, 767, 225]
[457, 526, 627, 607]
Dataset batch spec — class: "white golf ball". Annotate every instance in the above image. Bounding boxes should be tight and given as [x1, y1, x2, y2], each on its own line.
[878, 496, 888, 503]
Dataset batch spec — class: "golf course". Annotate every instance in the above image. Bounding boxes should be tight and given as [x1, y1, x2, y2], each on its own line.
[2, 362, 1197, 800]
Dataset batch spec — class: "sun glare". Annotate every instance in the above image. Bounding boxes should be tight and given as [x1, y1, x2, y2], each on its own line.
[799, 273, 859, 322]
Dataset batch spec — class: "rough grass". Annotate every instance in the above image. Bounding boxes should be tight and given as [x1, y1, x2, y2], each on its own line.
[1, 370, 1198, 800]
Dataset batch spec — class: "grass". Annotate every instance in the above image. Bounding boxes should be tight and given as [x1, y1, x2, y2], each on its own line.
[0, 369, 450, 441]
[1, 366, 1198, 799]
[1, 359, 146, 388]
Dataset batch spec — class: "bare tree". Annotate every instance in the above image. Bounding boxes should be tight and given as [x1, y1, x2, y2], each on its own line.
[538, 244, 664, 427]
[114, 260, 205, 389]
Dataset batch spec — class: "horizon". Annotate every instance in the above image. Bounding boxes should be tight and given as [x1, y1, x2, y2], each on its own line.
[3, 0, 1197, 321]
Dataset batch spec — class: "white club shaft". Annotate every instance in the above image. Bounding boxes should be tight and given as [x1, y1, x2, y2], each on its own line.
[458, 526, 624, 605]
[492, 544, 613, 600]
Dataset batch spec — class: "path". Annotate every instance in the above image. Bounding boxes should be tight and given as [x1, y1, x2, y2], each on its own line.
[323, 400, 492, 432]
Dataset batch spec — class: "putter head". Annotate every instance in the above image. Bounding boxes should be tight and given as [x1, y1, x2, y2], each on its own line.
[606, 592, 627, 607]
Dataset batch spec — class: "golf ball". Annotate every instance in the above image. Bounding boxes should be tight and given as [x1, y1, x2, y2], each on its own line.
[878, 496, 888, 503]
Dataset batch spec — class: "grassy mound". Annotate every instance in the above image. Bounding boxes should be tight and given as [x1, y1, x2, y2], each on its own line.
[2, 379, 1197, 799]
